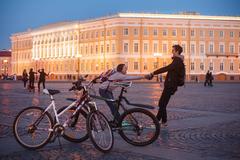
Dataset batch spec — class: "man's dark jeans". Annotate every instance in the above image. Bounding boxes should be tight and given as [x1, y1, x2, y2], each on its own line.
[156, 87, 174, 123]
[99, 88, 121, 122]
[38, 80, 45, 90]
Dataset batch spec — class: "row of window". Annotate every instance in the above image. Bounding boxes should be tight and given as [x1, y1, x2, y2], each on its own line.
[190, 62, 235, 71]
[123, 42, 240, 54]
[17, 28, 239, 48]
[123, 28, 240, 38]
[29, 42, 240, 59]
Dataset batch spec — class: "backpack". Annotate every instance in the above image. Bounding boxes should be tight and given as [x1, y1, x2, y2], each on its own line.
[99, 69, 117, 83]
[177, 62, 186, 86]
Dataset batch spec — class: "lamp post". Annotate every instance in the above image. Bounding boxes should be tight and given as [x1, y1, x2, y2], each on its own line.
[153, 53, 163, 82]
[76, 54, 82, 79]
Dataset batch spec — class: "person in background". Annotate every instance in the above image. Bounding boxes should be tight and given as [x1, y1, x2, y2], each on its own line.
[29, 68, 37, 92]
[209, 72, 214, 86]
[22, 69, 28, 88]
[204, 71, 210, 86]
[38, 69, 49, 92]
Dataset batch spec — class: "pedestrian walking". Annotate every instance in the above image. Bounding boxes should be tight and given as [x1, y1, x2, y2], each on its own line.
[209, 72, 214, 86]
[204, 71, 210, 86]
[22, 69, 28, 88]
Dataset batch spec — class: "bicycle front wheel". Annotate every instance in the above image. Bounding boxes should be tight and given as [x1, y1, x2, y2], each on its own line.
[87, 110, 113, 153]
[13, 106, 53, 149]
[118, 108, 160, 146]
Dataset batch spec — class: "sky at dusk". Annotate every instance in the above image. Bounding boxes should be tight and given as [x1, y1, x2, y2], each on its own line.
[1, 0, 240, 49]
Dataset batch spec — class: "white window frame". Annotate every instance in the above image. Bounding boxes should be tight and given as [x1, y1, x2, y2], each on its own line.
[199, 42, 205, 56]
[219, 42, 225, 54]
[162, 42, 168, 53]
[229, 43, 235, 53]
[123, 28, 129, 36]
[209, 42, 214, 54]
[153, 41, 158, 53]
[123, 42, 129, 53]
[143, 41, 149, 53]
[133, 40, 139, 53]
[153, 28, 158, 36]
[163, 29, 168, 36]
[219, 31, 224, 38]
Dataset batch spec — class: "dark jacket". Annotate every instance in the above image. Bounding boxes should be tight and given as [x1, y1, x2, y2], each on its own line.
[153, 55, 184, 93]
[38, 70, 48, 81]
[29, 71, 36, 80]
[22, 72, 28, 81]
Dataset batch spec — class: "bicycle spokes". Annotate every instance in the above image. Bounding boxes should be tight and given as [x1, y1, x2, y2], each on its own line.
[121, 112, 157, 143]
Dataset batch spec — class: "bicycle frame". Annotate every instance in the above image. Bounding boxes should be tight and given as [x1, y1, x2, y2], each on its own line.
[34, 85, 98, 129]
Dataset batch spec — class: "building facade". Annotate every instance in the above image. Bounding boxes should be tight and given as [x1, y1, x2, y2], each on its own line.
[11, 13, 240, 81]
[0, 50, 11, 77]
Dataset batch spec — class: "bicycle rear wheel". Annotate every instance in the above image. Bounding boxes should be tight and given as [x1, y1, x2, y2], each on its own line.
[87, 110, 113, 153]
[13, 106, 53, 149]
[57, 106, 88, 142]
[118, 108, 160, 146]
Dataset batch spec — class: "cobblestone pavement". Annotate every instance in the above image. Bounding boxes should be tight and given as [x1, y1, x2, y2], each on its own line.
[0, 81, 240, 160]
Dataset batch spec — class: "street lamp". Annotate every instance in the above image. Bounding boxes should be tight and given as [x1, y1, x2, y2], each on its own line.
[153, 53, 163, 82]
[76, 54, 82, 79]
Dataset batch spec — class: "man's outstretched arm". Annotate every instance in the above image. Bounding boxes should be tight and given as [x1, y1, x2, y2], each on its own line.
[152, 59, 177, 75]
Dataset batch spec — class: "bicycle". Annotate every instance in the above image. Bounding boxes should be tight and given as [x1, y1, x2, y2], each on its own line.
[87, 80, 160, 152]
[13, 75, 113, 151]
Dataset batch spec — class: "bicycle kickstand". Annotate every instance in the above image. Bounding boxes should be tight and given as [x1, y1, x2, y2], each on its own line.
[57, 135, 62, 150]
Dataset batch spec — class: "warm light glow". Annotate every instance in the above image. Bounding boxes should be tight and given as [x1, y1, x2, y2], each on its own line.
[3, 60, 8, 63]
[76, 54, 82, 58]
[153, 53, 163, 57]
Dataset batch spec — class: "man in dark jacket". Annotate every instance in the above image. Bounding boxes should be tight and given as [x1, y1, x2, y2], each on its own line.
[145, 44, 184, 126]
[38, 69, 49, 92]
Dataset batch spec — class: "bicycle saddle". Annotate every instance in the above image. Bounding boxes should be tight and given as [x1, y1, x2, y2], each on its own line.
[43, 89, 60, 95]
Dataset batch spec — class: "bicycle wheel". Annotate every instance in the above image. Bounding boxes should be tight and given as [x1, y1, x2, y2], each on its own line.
[57, 106, 88, 142]
[118, 108, 160, 146]
[87, 110, 113, 153]
[13, 106, 53, 149]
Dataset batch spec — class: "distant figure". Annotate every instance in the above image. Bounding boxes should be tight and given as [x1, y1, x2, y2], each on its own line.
[209, 72, 214, 86]
[195, 76, 199, 83]
[13, 74, 17, 81]
[38, 69, 49, 92]
[159, 74, 163, 83]
[204, 71, 210, 86]
[29, 68, 37, 92]
[22, 69, 28, 88]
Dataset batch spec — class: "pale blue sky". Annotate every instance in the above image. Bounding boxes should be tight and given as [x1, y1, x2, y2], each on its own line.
[1, 0, 240, 49]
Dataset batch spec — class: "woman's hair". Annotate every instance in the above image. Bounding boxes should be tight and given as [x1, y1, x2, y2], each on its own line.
[30, 68, 33, 72]
[116, 64, 125, 72]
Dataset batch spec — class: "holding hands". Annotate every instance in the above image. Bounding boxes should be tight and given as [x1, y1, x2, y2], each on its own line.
[144, 73, 154, 80]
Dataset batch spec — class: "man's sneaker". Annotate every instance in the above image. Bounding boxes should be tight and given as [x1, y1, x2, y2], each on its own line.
[121, 120, 132, 127]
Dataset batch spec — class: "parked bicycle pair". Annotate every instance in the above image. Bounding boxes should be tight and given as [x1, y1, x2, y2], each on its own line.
[13, 75, 160, 152]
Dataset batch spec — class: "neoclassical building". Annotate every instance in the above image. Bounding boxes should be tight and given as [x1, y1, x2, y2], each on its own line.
[11, 13, 240, 81]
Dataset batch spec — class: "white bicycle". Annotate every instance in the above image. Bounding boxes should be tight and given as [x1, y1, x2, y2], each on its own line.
[13, 76, 113, 151]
